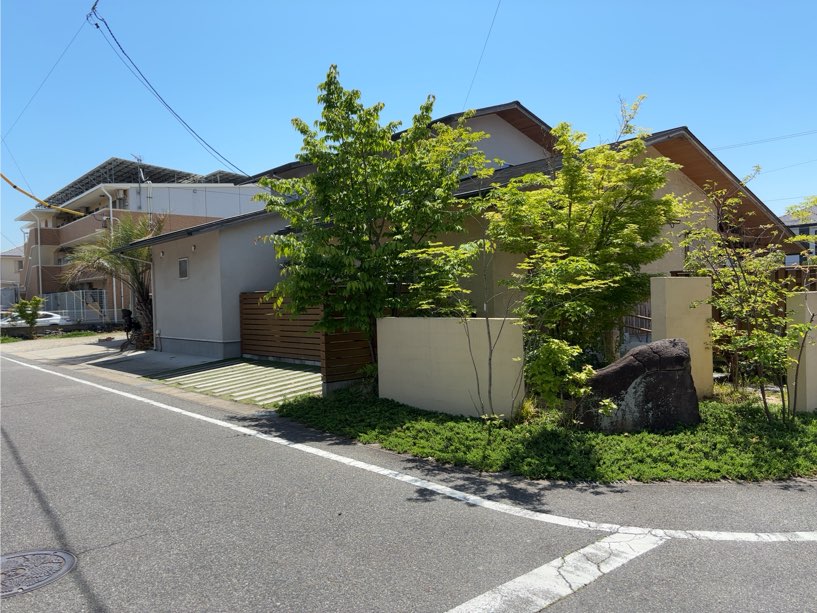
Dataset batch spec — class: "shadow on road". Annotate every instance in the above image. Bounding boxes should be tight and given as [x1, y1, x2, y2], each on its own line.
[1, 427, 110, 611]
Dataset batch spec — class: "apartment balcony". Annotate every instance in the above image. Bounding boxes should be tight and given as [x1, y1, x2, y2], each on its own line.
[55, 212, 116, 247]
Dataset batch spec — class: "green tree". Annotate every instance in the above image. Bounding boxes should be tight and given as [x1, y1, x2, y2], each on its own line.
[64, 214, 162, 336]
[13, 295, 45, 339]
[258, 66, 492, 354]
[485, 101, 682, 402]
[682, 187, 814, 421]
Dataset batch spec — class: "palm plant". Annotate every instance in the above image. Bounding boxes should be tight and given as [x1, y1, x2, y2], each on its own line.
[63, 214, 163, 335]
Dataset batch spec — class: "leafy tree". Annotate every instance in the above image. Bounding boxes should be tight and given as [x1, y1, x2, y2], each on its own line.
[485, 101, 682, 402]
[682, 187, 815, 421]
[258, 66, 492, 353]
[13, 295, 44, 339]
[64, 214, 162, 337]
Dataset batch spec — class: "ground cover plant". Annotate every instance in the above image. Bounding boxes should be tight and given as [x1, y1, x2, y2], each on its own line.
[271, 388, 817, 482]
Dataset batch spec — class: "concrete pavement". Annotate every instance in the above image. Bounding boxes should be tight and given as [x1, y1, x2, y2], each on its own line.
[1, 336, 816, 611]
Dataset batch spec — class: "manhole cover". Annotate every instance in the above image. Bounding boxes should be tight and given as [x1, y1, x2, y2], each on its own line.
[1, 550, 77, 598]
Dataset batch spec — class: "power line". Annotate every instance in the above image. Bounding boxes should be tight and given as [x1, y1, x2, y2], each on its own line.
[86, 5, 249, 177]
[758, 159, 817, 175]
[1, 140, 35, 193]
[462, 0, 502, 110]
[766, 196, 811, 202]
[2, 19, 87, 141]
[713, 129, 817, 151]
[1, 231, 23, 248]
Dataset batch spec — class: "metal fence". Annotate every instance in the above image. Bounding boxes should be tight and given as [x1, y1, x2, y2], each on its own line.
[43, 290, 108, 323]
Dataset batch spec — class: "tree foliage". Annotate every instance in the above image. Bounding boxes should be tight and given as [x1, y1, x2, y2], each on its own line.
[485, 102, 682, 401]
[682, 187, 814, 421]
[64, 214, 162, 335]
[257, 65, 492, 339]
[13, 295, 44, 339]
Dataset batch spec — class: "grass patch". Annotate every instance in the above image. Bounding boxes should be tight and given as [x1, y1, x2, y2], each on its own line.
[274, 389, 817, 482]
[0, 335, 23, 343]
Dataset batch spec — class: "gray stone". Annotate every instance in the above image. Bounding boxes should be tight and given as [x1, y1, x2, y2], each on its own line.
[585, 338, 700, 433]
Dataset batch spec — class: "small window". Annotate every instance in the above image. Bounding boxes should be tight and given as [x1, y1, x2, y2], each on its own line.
[178, 258, 189, 279]
[17, 260, 23, 271]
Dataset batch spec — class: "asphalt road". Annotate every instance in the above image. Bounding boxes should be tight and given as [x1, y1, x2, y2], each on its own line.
[1, 354, 816, 612]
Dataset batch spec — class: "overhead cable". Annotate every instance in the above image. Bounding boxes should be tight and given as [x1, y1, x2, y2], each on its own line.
[2, 19, 87, 140]
[86, 5, 249, 177]
[713, 129, 817, 151]
[462, 0, 502, 110]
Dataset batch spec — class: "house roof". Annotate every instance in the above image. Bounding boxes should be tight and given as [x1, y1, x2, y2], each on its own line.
[44, 158, 247, 206]
[780, 205, 817, 226]
[120, 115, 796, 252]
[240, 101, 553, 186]
[113, 209, 274, 253]
[455, 126, 796, 245]
[1, 246, 24, 258]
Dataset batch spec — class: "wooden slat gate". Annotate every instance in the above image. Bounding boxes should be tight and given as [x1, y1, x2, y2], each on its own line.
[240, 292, 373, 390]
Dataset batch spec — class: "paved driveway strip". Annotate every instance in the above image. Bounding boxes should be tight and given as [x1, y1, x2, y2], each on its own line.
[2, 354, 816, 611]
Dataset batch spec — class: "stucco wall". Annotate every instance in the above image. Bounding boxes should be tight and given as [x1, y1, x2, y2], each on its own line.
[151, 213, 287, 358]
[641, 146, 714, 276]
[467, 115, 546, 166]
[152, 232, 223, 350]
[651, 276, 714, 398]
[218, 215, 287, 346]
[1, 257, 21, 287]
[788, 292, 817, 413]
[378, 317, 525, 418]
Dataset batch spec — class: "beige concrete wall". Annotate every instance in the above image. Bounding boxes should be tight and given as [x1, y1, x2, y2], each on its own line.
[467, 115, 547, 166]
[787, 292, 817, 413]
[641, 147, 713, 276]
[651, 276, 713, 398]
[377, 317, 525, 418]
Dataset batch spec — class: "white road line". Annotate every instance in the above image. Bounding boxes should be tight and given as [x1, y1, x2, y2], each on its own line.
[447, 533, 668, 613]
[4, 356, 816, 544]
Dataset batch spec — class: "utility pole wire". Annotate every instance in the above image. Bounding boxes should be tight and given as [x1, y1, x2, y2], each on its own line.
[713, 129, 817, 151]
[86, 5, 249, 177]
[1, 140, 35, 193]
[2, 19, 87, 141]
[462, 0, 502, 111]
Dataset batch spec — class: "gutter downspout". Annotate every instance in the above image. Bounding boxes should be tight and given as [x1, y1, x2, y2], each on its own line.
[100, 186, 118, 323]
[36, 216, 43, 297]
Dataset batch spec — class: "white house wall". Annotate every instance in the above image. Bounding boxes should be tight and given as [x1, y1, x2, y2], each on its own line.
[151, 213, 287, 359]
[152, 232, 224, 357]
[217, 215, 288, 355]
[467, 114, 547, 166]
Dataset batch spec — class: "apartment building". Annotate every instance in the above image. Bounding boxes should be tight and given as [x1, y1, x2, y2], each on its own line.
[15, 157, 266, 321]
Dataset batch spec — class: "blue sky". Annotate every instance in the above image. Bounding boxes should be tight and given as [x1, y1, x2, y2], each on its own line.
[2, 0, 816, 251]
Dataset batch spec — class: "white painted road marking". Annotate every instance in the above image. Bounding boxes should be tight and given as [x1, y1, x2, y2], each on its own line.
[4, 356, 817, 611]
[4, 357, 815, 543]
[447, 533, 668, 613]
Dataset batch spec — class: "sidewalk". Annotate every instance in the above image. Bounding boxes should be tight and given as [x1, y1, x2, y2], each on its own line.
[1, 333, 217, 376]
[1, 332, 319, 413]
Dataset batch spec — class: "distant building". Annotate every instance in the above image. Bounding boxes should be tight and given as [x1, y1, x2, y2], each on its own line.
[0, 246, 24, 308]
[781, 204, 817, 265]
[15, 157, 266, 321]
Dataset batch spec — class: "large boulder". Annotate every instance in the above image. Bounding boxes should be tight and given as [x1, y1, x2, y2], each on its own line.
[585, 338, 700, 433]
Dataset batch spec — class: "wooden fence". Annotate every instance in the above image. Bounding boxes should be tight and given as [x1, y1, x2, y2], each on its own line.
[239, 292, 373, 388]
